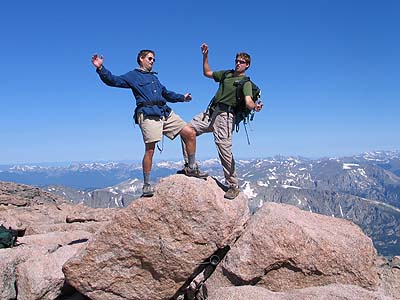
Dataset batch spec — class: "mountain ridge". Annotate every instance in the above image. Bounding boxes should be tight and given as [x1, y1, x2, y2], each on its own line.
[1, 150, 400, 256]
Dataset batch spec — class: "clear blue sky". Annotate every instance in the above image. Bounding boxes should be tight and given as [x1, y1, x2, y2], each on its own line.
[1, 0, 399, 164]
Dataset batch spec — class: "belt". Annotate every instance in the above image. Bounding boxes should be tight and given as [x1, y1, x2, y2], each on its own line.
[216, 103, 234, 113]
[137, 100, 166, 108]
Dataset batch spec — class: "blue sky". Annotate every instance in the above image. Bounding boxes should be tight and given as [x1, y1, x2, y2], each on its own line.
[1, 0, 399, 164]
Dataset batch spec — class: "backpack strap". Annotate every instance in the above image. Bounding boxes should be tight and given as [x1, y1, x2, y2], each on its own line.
[232, 77, 255, 144]
[234, 76, 251, 102]
[220, 69, 234, 95]
[220, 70, 236, 136]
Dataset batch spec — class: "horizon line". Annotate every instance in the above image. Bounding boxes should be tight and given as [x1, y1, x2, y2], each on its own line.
[1, 150, 399, 166]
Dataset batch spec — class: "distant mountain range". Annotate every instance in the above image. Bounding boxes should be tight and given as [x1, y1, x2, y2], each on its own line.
[1, 150, 400, 257]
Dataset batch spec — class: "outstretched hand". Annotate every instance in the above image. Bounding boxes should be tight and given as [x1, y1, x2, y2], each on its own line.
[254, 101, 264, 112]
[91, 53, 104, 69]
[184, 93, 192, 102]
[200, 43, 208, 55]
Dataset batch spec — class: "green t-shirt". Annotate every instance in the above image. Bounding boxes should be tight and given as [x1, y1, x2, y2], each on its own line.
[212, 70, 252, 108]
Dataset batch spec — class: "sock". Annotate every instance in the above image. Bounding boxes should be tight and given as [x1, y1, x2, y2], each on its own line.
[188, 154, 196, 169]
[143, 172, 151, 185]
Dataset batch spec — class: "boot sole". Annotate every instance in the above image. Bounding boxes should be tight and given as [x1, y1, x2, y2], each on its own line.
[184, 174, 209, 180]
[224, 192, 239, 200]
[141, 192, 154, 197]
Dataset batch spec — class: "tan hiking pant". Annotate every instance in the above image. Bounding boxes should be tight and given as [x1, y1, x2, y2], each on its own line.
[183, 106, 238, 187]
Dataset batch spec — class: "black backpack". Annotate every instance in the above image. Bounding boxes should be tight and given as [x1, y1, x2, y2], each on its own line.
[232, 76, 261, 130]
[0, 225, 18, 249]
[218, 70, 261, 144]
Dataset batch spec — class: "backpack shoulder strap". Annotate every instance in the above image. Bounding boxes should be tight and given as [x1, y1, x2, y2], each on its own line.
[220, 69, 235, 82]
[218, 69, 235, 96]
[234, 76, 251, 103]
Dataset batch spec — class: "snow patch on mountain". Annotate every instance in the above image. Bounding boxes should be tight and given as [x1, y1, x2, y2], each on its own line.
[242, 181, 257, 198]
[156, 161, 182, 168]
[282, 184, 301, 189]
[343, 163, 360, 170]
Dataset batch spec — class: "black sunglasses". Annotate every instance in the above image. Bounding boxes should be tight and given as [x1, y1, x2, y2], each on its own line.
[235, 59, 247, 65]
[147, 56, 156, 62]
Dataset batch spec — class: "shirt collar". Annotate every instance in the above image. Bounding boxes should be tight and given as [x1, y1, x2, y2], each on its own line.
[135, 68, 158, 75]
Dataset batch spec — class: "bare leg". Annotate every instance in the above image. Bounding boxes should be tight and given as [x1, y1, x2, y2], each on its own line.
[143, 142, 156, 175]
[180, 138, 189, 165]
[180, 125, 196, 157]
[179, 125, 208, 178]
[142, 142, 156, 197]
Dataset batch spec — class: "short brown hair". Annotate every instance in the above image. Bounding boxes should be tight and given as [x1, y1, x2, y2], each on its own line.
[236, 52, 251, 70]
[137, 49, 155, 65]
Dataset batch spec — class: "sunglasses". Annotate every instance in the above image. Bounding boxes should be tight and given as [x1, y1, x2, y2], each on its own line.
[147, 56, 156, 62]
[235, 59, 247, 65]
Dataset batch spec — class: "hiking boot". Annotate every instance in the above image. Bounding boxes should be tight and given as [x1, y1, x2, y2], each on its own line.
[176, 163, 189, 175]
[224, 185, 240, 200]
[142, 183, 154, 197]
[183, 164, 208, 179]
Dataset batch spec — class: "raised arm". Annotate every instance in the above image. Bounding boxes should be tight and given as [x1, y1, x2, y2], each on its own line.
[91, 53, 130, 88]
[91, 54, 104, 69]
[201, 43, 213, 79]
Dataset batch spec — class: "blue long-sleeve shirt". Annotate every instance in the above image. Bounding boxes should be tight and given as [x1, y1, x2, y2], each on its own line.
[96, 66, 185, 121]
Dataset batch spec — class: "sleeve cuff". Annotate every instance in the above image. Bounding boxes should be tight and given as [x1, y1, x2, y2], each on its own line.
[96, 66, 105, 74]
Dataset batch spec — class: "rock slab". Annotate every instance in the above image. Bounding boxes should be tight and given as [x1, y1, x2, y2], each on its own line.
[63, 175, 250, 300]
[223, 202, 378, 291]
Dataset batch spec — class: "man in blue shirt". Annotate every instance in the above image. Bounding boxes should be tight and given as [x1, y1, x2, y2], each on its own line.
[91, 49, 207, 197]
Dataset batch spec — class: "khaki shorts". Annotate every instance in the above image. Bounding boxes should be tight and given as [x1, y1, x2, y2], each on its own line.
[137, 111, 186, 144]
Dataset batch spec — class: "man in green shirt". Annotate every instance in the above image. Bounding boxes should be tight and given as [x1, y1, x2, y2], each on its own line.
[181, 43, 263, 199]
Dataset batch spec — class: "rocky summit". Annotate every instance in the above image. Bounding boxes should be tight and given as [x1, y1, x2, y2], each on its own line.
[62, 175, 250, 300]
[1, 178, 400, 300]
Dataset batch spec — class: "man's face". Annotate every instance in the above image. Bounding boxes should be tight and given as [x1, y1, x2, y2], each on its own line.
[235, 56, 249, 73]
[140, 52, 156, 71]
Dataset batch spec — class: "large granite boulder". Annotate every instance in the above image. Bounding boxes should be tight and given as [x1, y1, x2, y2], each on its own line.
[63, 175, 250, 300]
[221, 202, 378, 290]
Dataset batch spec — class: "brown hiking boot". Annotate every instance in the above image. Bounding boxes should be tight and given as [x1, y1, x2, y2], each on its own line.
[182, 164, 208, 179]
[176, 163, 189, 175]
[224, 185, 240, 200]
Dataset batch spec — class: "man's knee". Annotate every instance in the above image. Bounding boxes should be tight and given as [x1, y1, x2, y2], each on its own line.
[145, 142, 156, 155]
[180, 125, 196, 141]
